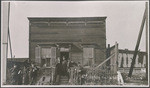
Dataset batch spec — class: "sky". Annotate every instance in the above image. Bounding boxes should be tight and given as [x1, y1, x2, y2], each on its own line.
[2, 1, 148, 58]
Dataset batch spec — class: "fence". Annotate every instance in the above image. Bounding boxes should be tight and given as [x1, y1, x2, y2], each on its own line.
[85, 65, 118, 85]
[84, 42, 119, 85]
[84, 43, 118, 85]
[37, 66, 55, 85]
[68, 67, 79, 85]
[67, 43, 119, 85]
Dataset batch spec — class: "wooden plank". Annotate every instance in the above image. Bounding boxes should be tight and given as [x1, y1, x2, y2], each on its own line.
[94, 53, 115, 70]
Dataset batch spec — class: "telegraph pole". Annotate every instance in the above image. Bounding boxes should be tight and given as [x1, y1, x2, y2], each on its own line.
[145, 2, 148, 80]
[128, 3, 147, 77]
[2, 2, 10, 84]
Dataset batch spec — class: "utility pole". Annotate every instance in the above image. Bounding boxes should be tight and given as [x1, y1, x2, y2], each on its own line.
[2, 2, 10, 84]
[128, 3, 147, 77]
[145, 2, 148, 80]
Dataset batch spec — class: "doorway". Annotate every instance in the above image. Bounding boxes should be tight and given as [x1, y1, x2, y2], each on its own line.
[60, 52, 69, 63]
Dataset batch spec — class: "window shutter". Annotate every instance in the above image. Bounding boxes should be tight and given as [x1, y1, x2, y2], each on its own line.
[83, 48, 94, 58]
[35, 46, 41, 64]
[83, 48, 94, 66]
[51, 47, 56, 66]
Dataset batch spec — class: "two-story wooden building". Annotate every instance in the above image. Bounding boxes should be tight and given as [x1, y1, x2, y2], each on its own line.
[28, 17, 107, 67]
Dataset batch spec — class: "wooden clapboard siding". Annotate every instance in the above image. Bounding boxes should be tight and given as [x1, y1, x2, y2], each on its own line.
[30, 27, 105, 35]
[29, 42, 37, 62]
[30, 35, 105, 41]
[29, 17, 106, 64]
[95, 48, 106, 65]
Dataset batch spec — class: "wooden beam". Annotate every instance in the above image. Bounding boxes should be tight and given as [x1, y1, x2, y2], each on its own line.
[94, 53, 115, 70]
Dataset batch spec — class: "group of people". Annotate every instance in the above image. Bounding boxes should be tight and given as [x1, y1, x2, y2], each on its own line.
[54, 57, 69, 84]
[9, 61, 38, 85]
[54, 56, 86, 85]
[9, 57, 86, 85]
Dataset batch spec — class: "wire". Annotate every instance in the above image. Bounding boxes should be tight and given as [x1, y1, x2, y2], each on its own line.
[7, 2, 13, 59]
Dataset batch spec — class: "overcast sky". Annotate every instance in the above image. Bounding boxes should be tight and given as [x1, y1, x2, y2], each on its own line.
[3, 1, 148, 58]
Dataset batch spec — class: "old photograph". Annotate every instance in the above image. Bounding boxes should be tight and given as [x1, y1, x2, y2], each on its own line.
[1, 0, 149, 87]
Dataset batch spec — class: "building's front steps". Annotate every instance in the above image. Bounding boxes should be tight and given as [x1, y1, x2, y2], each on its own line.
[59, 76, 69, 85]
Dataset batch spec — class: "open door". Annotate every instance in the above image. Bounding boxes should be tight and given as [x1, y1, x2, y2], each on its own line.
[60, 52, 69, 63]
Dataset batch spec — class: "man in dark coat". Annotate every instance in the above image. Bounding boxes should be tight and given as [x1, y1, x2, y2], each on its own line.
[77, 62, 85, 85]
[11, 64, 18, 85]
[23, 66, 29, 85]
[55, 58, 62, 85]
[17, 68, 23, 85]
[62, 56, 67, 76]
[30, 64, 38, 85]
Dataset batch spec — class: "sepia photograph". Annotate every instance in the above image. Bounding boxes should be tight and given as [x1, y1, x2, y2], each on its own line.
[1, 0, 149, 87]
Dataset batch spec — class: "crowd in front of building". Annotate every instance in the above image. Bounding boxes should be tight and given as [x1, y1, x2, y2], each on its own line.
[7, 57, 87, 85]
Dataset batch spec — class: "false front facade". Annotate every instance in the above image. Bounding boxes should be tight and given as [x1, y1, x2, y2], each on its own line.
[28, 17, 107, 67]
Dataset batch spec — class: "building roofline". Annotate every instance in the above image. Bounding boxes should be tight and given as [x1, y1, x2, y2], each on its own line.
[28, 16, 107, 21]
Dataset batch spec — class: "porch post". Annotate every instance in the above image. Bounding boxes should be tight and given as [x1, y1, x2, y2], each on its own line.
[69, 44, 72, 60]
[56, 44, 60, 58]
